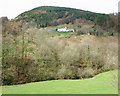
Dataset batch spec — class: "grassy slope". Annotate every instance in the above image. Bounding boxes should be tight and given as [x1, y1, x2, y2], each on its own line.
[2, 70, 118, 94]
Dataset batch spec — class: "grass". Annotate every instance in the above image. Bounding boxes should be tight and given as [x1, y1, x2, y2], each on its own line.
[2, 70, 118, 94]
[58, 34, 71, 38]
[56, 24, 75, 29]
[47, 30, 73, 38]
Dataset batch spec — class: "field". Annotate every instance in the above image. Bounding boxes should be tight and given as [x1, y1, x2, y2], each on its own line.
[2, 70, 118, 94]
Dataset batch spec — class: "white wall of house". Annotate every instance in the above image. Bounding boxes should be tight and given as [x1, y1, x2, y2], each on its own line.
[57, 27, 74, 32]
[57, 28, 69, 32]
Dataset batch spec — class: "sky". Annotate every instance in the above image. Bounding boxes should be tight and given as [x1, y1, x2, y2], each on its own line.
[0, 0, 119, 19]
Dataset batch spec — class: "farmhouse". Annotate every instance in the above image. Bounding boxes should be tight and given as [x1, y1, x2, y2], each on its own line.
[57, 27, 74, 32]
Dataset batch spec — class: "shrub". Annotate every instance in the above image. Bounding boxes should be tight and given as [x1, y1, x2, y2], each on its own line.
[2, 28, 118, 85]
[81, 67, 95, 78]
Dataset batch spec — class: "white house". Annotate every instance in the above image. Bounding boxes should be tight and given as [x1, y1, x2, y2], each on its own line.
[57, 27, 74, 32]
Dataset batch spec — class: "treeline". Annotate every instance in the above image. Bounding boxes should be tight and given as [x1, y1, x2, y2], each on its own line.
[13, 6, 116, 29]
[2, 28, 118, 85]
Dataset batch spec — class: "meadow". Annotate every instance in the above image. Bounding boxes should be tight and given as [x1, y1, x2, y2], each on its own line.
[2, 70, 118, 94]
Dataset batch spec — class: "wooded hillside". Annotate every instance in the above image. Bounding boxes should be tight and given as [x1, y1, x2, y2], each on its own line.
[13, 6, 115, 29]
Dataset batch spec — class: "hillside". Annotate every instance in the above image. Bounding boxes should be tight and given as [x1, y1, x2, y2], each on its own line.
[14, 6, 115, 29]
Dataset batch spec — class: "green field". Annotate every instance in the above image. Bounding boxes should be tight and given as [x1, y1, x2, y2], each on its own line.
[2, 70, 118, 94]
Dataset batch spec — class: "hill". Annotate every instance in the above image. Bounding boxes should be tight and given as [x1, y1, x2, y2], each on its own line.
[2, 70, 118, 94]
[14, 6, 115, 29]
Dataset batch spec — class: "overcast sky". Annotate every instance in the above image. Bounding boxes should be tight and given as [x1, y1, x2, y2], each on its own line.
[0, 0, 119, 19]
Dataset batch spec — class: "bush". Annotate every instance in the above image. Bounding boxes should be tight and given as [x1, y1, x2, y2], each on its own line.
[81, 67, 95, 78]
[2, 28, 118, 85]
